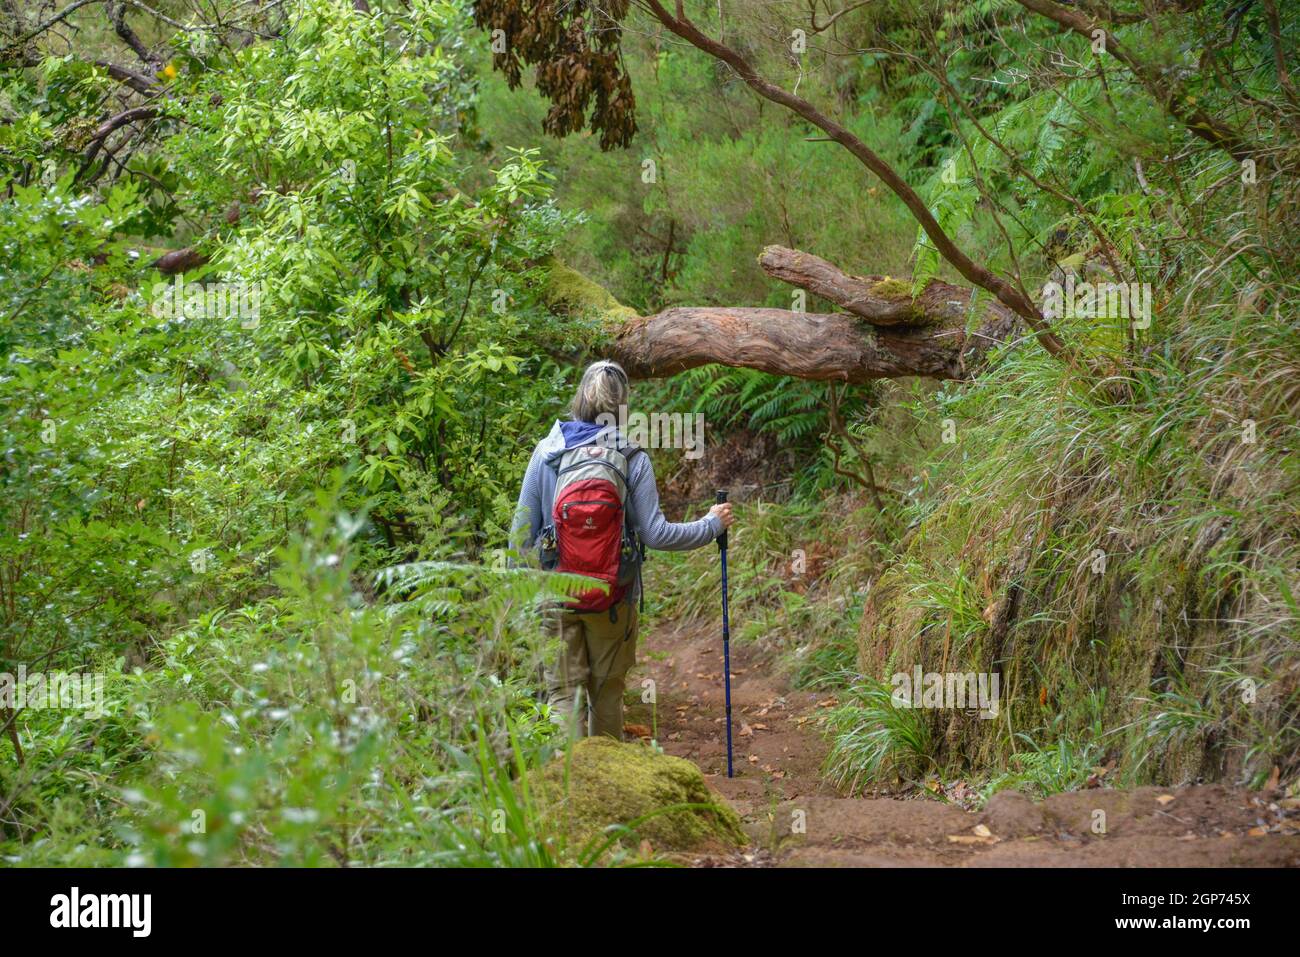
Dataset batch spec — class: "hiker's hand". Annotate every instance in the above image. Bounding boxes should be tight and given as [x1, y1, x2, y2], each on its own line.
[708, 503, 734, 529]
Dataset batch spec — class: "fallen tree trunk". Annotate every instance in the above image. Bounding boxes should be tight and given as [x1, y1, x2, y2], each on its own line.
[608, 304, 1014, 382]
[544, 257, 1021, 382]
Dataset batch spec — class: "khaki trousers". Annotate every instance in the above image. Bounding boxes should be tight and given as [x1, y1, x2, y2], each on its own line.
[545, 601, 639, 739]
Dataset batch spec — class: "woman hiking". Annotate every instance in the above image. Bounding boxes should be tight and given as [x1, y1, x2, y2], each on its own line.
[511, 360, 735, 739]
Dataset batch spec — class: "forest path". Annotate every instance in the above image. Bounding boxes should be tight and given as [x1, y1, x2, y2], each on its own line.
[623, 620, 1300, 867]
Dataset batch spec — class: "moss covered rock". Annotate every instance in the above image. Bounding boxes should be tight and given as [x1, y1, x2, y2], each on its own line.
[532, 737, 748, 854]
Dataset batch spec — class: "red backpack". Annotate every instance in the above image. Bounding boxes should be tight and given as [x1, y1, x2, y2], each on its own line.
[542, 442, 643, 612]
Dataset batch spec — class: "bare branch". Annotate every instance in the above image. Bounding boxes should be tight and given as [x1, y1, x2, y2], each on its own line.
[9, 0, 105, 47]
[809, 0, 875, 35]
[94, 59, 158, 93]
[107, 0, 160, 65]
[759, 245, 925, 324]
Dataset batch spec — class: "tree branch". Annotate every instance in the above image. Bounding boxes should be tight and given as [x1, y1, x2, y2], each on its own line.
[759, 245, 926, 324]
[94, 59, 158, 93]
[106, 0, 159, 66]
[9, 0, 105, 47]
[638, 0, 1072, 364]
[1013, 0, 1255, 162]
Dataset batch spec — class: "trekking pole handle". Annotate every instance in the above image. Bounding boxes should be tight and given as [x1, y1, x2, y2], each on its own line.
[715, 489, 728, 551]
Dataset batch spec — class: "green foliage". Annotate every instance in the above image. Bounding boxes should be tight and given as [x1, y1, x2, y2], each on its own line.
[1, 0, 596, 865]
[982, 734, 1104, 802]
[152, 0, 578, 545]
[5, 0, 1300, 867]
[844, 291, 1300, 791]
[822, 681, 934, 793]
[474, 14, 917, 312]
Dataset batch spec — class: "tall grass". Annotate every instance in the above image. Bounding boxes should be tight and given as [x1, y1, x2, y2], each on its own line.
[847, 282, 1300, 792]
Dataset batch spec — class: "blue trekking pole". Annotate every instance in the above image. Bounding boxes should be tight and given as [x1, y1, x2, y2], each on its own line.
[716, 489, 734, 778]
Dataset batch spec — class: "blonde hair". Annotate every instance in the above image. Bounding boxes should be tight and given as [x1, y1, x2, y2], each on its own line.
[570, 360, 629, 423]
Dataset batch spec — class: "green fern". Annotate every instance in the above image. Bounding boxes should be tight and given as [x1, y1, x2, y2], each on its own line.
[912, 157, 979, 293]
[644, 367, 873, 491]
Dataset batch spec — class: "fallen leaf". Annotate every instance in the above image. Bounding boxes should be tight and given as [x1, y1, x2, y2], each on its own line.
[949, 824, 998, 845]
[982, 599, 998, 625]
[1247, 825, 1269, 837]
[739, 722, 754, 737]
[748, 754, 759, 764]
[623, 723, 652, 739]
[1156, 794, 1176, 806]
[1084, 762, 1115, 790]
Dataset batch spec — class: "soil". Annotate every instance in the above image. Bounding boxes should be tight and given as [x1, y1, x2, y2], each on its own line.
[623, 620, 1300, 868]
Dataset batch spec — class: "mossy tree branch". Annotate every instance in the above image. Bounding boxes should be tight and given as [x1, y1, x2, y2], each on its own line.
[543, 256, 1020, 383]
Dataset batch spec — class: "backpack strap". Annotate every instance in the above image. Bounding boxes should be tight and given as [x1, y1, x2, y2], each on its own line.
[619, 446, 647, 613]
[620, 444, 644, 530]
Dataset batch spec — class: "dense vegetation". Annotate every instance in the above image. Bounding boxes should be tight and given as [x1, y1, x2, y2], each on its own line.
[1, 0, 1296, 865]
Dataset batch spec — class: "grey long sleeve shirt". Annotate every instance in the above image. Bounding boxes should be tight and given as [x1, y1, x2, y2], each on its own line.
[510, 420, 722, 558]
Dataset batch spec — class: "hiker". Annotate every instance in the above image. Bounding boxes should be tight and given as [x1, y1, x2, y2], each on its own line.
[511, 359, 735, 740]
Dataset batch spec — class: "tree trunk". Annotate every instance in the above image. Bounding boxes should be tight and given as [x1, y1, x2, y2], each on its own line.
[607, 304, 1013, 382]
[544, 255, 1020, 383]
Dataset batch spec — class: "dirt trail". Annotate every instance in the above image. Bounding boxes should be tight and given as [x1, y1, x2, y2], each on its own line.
[624, 620, 1300, 867]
